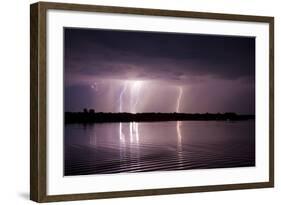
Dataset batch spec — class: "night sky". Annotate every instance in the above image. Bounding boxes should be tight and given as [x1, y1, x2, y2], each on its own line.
[64, 28, 255, 114]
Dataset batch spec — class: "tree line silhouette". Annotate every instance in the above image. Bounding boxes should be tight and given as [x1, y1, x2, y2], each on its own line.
[65, 108, 255, 124]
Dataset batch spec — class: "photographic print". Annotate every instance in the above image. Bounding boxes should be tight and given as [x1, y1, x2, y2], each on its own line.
[30, 2, 274, 202]
[64, 28, 255, 176]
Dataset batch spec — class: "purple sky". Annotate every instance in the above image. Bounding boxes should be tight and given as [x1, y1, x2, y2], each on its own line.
[64, 28, 255, 114]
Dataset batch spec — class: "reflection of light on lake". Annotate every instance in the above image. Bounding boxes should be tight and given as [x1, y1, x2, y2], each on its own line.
[129, 122, 140, 163]
[177, 121, 182, 145]
[134, 122, 139, 143]
[129, 122, 133, 142]
[119, 122, 140, 143]
[119, 122, 125, 143]
[119, 123, 126, 161]
[176, 86, 184, 167]
[176, 121, 183, 167]
[118, 122, 140, 163]
[65, 121, 255, 175]
[129, 122, 139, 143]
[90, 124, 97, 146]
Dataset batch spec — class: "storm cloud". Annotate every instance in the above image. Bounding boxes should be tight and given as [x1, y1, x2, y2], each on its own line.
[64, 28, 255, 114]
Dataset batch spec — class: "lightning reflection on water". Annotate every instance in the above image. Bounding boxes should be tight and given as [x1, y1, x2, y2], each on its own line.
[118, 82, 184, 162]
[119, 81, 142, 158]
[176, 87, 183, 167]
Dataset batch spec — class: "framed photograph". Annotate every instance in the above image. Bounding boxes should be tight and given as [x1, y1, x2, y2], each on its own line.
[30, 2, 274, 202]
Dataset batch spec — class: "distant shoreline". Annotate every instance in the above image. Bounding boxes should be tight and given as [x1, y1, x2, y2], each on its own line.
[65, 112, 255, 124]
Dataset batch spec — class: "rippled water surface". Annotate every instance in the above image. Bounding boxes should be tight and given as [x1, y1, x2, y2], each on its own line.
[64, 121, 255, 176]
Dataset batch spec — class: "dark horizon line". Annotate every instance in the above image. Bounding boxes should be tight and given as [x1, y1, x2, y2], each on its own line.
[65, 111, 255, 124]
[66, 108, 255, 116]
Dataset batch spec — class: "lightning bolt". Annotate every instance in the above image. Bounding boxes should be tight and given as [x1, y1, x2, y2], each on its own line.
[127, 81, 142, 144]
[119, 82, 128, 143]
[119, 82, 128, 112]
[176, 86, 183, 167]
[176, 87, 183, 142]
[176, 87, 183, 113]
[130, 81, 142, 113]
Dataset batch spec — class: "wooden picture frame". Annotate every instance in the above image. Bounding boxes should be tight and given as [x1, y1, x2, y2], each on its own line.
[30, 1, 274, 202]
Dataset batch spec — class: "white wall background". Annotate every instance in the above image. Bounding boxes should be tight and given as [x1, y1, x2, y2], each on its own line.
[0, 0, 279, 204]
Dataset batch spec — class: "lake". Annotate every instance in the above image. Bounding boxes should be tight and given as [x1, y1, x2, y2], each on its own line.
[64, 120, 255, 176]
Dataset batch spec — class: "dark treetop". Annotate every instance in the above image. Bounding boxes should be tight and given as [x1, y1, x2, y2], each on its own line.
[65, 109, 254, 124]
